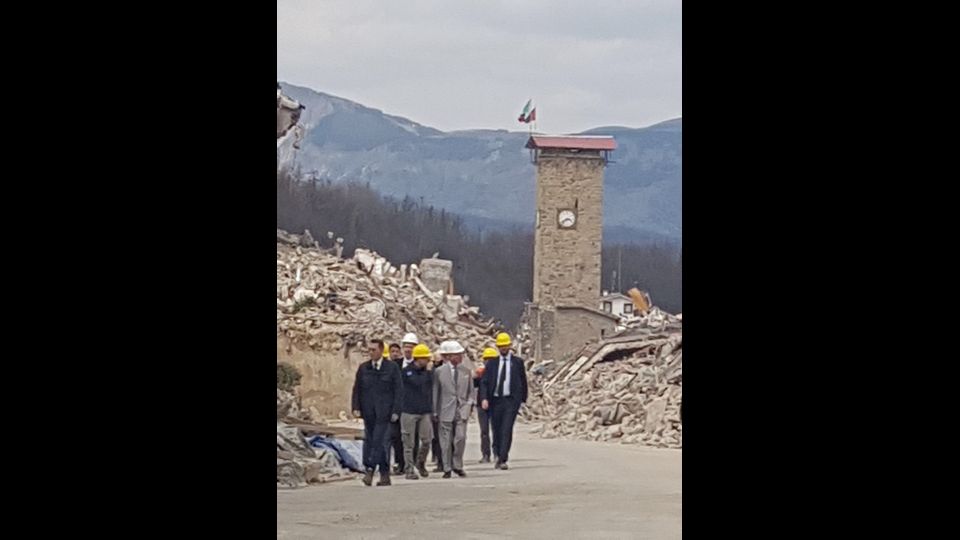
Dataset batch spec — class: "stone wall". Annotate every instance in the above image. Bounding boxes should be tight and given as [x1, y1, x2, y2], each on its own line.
[553, 307, 618, 363]
[532, 153, 605, 309]
[277, 334, 365, 419]
[523, 303, 617, 364]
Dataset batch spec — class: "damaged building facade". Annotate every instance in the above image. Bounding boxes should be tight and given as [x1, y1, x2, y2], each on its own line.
[523, 135, 619, 364]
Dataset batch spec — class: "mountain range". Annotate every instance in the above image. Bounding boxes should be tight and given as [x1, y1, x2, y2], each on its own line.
[279, 82, 681, 245]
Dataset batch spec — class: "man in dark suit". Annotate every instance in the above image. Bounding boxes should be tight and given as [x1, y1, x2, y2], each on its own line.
[479, 332, 528, 470]
[351, 339, 403, 486]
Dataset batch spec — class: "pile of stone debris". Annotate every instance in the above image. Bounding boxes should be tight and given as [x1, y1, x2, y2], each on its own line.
[277, 389, 356, 488]
[523, 307, 682, 449]
[277, 228, 501, 362]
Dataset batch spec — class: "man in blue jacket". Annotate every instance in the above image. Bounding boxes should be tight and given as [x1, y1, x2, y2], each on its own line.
[400, 343, 434, 479]
[351, 339, 403, 486]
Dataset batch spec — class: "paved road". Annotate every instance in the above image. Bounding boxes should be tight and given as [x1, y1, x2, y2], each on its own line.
[278, 422, 682, 539]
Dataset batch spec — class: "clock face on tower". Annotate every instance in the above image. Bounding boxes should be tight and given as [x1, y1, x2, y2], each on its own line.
[557, 209, 577, 229]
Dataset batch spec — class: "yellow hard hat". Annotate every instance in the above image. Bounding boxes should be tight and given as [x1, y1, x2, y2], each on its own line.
[412, 344, 432, 359]
[482, 347, 499, 359]
[382, 346, 389, 359]
[495, 332, 512, 347]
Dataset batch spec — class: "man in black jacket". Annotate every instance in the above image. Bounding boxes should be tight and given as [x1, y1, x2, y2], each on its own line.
[387, 342, 406, 474]
[479, 332, 528, 470]
[400, 344, 434, 479]
[474, 347, 499, 463]
[351, 339, 403, 486]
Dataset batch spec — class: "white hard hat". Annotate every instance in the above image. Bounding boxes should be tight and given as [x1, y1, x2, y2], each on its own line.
[439, 340, 465, 355]
[402, 333, 419, 345]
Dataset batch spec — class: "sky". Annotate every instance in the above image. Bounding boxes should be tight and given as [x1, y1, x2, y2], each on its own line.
[277, 0, 681, 134]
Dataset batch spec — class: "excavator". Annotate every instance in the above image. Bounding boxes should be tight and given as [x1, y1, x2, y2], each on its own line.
[628, 287, 651, 315]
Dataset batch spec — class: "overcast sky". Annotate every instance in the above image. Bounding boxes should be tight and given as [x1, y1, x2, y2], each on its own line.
[277, 0, 681, 134]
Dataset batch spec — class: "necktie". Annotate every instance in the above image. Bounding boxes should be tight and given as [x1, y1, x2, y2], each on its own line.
[453, 366, 458, 394]
[497, 359, 507, 397]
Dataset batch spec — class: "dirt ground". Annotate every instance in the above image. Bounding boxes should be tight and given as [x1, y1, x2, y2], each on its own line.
[277, 422, 682, 539]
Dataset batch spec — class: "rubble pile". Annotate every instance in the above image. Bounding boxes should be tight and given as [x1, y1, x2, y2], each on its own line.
[277, 228, 500, 363]
[277, 390, 354, 488]
[615, 306, 682, 333]
[276, 388, 311, 423]
[524, 311, 682, 449]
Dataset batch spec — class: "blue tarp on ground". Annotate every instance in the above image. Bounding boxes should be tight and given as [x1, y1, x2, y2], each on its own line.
[308, 435, 364, 472]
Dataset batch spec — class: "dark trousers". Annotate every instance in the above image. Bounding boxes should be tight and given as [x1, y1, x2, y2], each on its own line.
[362, 421, 391, 473]
[491, 396, 520, 463]
[390, 421, 405, 470]
[412, 428, 420, 463]
[431, 416, 442, 464]
[477, 405, 493, 458]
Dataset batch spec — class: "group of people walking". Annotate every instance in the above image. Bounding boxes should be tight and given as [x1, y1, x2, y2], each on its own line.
[351, 332, 528, 487]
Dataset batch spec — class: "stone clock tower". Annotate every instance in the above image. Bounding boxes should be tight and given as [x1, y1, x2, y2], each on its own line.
[523, 135, 618, 363]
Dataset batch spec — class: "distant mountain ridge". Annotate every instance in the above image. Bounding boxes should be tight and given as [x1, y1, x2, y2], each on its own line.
[280, 82, 681, 244]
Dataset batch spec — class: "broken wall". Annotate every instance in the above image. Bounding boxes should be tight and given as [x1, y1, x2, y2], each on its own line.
[418, 258, 453, 293]
[553, 307, 618, 363]
[277, 335, 365, 419]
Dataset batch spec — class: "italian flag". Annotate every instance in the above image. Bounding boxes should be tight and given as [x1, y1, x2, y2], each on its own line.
[518, 99, 536, 123]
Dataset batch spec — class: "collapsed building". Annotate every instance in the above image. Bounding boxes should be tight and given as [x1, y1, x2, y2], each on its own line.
[276, 228, 511, 487]
[523, 307, 682, 448]
[277, 82, 304, 146]
[277, 229, 502, 419]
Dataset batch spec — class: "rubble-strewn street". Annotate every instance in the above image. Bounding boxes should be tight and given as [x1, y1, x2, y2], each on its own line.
[273, 228, 685, 530]
[276, 228, 682, 487]
[276, 6, 685, 529]
[277, 422, 682, 539]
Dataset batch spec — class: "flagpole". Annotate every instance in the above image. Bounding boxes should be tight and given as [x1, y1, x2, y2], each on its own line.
[531, 102, 536, 134]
